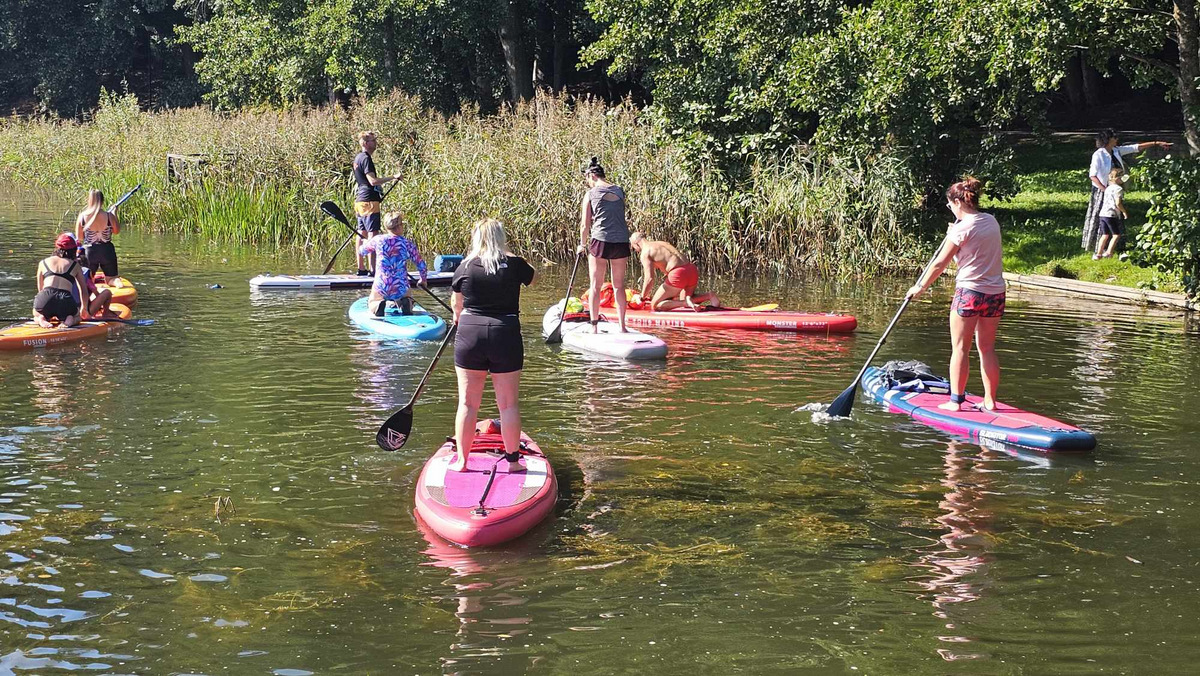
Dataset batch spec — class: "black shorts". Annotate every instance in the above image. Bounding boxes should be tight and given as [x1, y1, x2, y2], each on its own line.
[33, 288, 79, 320]
[357, 210, 382, 234]
[84, 241, 118, 277]
[588, 238, 631, 260]
[1098, 216, 1124, 236]
[454, 313, 523, 373]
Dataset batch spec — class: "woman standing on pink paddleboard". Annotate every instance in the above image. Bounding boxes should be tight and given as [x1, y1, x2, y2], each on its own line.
[449, 218, 536, 471]
[905, 177, 1005, 412]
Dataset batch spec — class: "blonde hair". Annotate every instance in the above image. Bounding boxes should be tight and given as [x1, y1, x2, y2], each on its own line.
[465, 218, 507, 275]
[1108, 168, 1124, 183]
[80, 189, 105, 223]
[383, 211, 405, 234]
[357, 131, 376, 144]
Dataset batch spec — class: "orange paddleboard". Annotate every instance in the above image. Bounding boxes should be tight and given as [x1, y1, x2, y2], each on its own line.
[0, 303, 133, 351]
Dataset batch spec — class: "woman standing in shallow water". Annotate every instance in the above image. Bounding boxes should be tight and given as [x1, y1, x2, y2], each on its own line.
[906, 177, 1005, 412]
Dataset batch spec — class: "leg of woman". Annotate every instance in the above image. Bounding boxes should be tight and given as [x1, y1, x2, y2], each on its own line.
[491, 370, 522, 462]
[974, 316, 1002, 410]
[1104, 234, 1121, 258]
[89, 288, 113, 317]
[587, 255, 608, 333]
[63, 312, 80, 328]
[939, 310, 979, 411]
[450, 367, 488, 472]
[610, 256, 629, 332]
[368, 290, 386, 317]
[33, 309, 52, 329]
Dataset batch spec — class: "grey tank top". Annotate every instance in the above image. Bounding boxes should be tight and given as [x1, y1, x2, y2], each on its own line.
[588, 185, 629, 243]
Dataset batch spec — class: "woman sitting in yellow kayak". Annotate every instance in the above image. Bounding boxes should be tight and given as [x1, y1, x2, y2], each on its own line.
[33, 233, 90, 328]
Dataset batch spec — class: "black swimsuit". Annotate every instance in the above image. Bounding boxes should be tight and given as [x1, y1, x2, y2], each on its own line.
[33, 260, 81, 320]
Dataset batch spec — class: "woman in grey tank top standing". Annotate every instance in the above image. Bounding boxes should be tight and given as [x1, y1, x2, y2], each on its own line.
[577, 157, 630, 333]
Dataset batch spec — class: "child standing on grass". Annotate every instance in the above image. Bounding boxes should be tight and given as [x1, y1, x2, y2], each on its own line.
[1095, 168, 1128, 260]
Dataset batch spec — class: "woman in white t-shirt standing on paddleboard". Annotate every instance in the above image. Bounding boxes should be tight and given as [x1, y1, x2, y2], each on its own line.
[906, 177, 1006, 412]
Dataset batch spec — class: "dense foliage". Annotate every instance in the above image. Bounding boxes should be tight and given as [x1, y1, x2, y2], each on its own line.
[1131, 157, 1200, 300]
[0, 92, 920, 274]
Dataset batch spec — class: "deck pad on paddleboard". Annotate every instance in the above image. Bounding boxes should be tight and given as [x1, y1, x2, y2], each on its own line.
[348, 297, 447, 341]
[862, 366, 1096, 452]
[415, 422, 557, 547]
[0, 303, 133, 351]
[249, 271, 453, 290]
[599, 305, 856, 333]
[542, 305, 667, 360]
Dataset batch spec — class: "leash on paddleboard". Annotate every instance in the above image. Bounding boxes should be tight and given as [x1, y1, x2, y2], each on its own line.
[546, 252, 584, 344]
[375, 321, 457, 451]
[826, 237, 948, 418]
[0, 316, 154, 326]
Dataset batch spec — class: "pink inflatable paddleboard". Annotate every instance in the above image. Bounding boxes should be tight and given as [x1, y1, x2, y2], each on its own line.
[414, 420, 557, 547]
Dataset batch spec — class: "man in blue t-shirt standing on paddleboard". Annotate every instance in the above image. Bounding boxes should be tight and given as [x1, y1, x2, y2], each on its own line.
[353, 131, 402, 275]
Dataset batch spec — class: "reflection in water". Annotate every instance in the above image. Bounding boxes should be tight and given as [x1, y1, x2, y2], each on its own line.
[912, 441, 993, 662]
[416, 515, 537, 672]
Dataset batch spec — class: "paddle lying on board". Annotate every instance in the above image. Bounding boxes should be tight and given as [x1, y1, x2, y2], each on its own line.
[376, 322, 458, 451]
[319, 180, 402, 274]
[825, 237, 947, 418]
[0, 316, 155, 327]
[108, 184, 142, 214]
[546, 252, 583, 344]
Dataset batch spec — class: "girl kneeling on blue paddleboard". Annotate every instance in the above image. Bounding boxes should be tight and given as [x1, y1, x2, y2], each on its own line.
[449, 218, 536, 472]
[358, 212, 428, 316]
[906, 177, 1005, 412]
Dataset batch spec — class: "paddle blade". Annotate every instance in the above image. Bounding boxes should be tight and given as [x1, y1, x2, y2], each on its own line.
[825, 383, 858, 418]
[376, 405, 414, 451]
[740, 303, 779, 312]
[319, 200, 351, 227]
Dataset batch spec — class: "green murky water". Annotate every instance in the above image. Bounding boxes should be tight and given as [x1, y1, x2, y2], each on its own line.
[1, 187, 1198, 674]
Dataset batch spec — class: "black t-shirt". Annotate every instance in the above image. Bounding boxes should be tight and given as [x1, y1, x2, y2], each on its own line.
[452, 255, 535, 316]
[353, 151, 382, 202]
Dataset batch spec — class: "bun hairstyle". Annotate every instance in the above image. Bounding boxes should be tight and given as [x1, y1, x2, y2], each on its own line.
[1095, 128, 1118, 148]
[582, 156, 606, 179]
[946, 176, 982, 208]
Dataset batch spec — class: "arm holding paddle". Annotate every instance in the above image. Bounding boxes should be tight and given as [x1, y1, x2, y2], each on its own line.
[906, 231, 960, 299]
[576, 194, 592, 254]
[638, 248, 655, 301]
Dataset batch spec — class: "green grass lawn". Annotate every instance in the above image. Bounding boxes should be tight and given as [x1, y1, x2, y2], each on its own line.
[985, 136, 1180, 292]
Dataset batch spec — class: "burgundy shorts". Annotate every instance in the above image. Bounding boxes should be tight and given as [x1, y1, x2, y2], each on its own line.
[952, 287, 1005, 318]
[588, 238, 631, 260]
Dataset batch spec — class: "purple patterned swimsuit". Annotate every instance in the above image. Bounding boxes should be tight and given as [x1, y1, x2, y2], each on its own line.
[358, 234, 427, 300]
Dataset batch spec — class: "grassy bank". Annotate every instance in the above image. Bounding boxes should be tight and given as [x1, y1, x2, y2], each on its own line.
[0, 92, 920, 276]
[990, 137, 1182, 293]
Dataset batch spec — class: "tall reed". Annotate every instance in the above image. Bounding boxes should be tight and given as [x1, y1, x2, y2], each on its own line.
[0, 90, 923, 275]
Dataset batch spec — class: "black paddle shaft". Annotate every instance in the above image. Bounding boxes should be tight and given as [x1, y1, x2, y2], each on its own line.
[375, 322, 457, 451]
[826, 236, 948, 417]
[107, 184, 142, 214]
[319, 180, 401, 273]
[546, 252, 584, 344]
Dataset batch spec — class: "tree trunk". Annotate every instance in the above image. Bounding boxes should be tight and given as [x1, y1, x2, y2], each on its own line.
[552, 0, 568, 92]
[1063, 52, 1085, 114]
[534, 0, 554, 90]
[499, 1, 534, 104]
[1176, 0, 1200, 155]
[1081, 59, 1103, 108]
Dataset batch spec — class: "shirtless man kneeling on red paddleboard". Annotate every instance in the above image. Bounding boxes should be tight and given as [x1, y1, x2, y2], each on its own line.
[630, 233, 718, 311]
